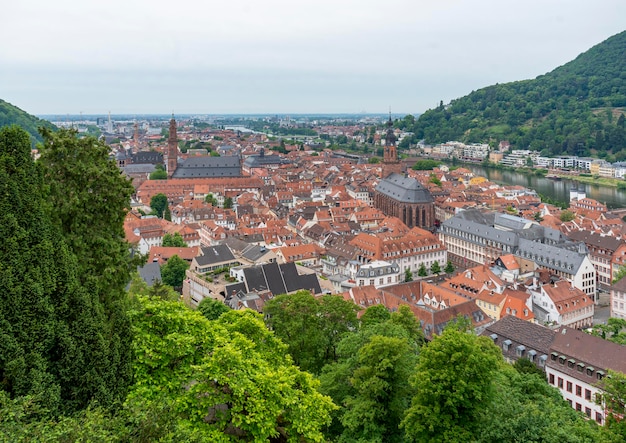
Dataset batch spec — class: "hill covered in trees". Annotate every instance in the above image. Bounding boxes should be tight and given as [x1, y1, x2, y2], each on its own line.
[0, 99, 56, 145]
[402, 30, 626, 159]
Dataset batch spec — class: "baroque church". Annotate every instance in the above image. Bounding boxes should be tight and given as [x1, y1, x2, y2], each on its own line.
[373, 117, 435, 230]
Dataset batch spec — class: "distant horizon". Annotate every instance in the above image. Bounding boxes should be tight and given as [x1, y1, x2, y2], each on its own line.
[39, 112, 413, 119]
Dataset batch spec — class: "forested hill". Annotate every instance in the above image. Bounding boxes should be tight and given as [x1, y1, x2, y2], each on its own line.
[404, 30, 626, 159]
[0, 99, 56, 144]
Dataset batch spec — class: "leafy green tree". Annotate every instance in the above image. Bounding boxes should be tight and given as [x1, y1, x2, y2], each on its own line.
[476, 366, 609, 443]
[149, 164, 167, 180]
[150, 193, 171, 220]
[429, 173, 442, 186]
[431, 260, 441, 275]
[590, 318, 626, 344]
[369, 156, 380, 164]
[319, 309, 421, 442]
[412, 159, 440, 170]
[597, 370, 626, 440]
[444, 260, 455, 274]
[127, 295, 335, 441]
[513, 357, 544, 377]
[264, 291, 358, 374]
[360, 304, 391, 328]
[160, 255, 189, 288]
[404, 268, 413, 282]
[162, 232, 187, 247]
[340, 335, 416, 442]
[197, 297, 230, 321]
[38, 127, 136, 412]
[560, 209, 576, 222]
[205, 193, 218, 206]
[223, 196, 233, 209]
[418, 263, 428, 277]
[402, 326, 502, 442]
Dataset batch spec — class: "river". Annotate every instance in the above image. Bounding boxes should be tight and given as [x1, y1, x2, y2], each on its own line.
[465, 165, 626, 210]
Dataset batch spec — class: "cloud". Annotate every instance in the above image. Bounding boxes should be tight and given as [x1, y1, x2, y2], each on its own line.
[1, 0, 624, 114]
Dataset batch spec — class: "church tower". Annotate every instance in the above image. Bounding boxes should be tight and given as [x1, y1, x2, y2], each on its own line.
[166, 115, 178, 178]
[382, 115, 401, 177]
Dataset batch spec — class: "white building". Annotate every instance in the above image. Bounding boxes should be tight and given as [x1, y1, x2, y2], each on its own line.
[610, 276, 626, 319]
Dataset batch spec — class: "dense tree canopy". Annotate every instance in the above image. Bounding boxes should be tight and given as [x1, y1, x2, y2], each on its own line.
[0, 126, 132, 415]
[264, 291, 360, 374]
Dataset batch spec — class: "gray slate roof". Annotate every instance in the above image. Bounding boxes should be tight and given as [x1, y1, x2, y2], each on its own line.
[137, 262, 161, 287]
[441, 217, 519, 247]
[515, 238, 586, 274]
[375, 173, 433, 203]
[195, 244, 237, 266]
[172, 156, 242, 178]
[236, 262, 321, 296]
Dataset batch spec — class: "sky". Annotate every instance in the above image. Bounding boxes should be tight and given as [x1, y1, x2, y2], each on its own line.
[1, 0, 625, 116]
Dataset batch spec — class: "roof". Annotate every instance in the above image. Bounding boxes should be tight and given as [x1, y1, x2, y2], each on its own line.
[173, 156, 242, 178]
[375, 173, 433, 204]
[516, 238, 586, 274]
[137, 262, 162, 287]
[482, 315, 556, 355]
[549, 326, 626, 374]
[195, 244, 237, 266]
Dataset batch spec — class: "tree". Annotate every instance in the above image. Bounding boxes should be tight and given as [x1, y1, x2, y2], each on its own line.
[444, 260, 455, 274]
[340, 336, 416, 442]
[429, 173, 442, 187]
[223, 196, 233, 209]
[205, 193, 218, 206]
[560, 209, 575, 222]
[418, 263, 428, 277]
[319, 308, 422, 442]
[149, 164, 167, 180]
[597, 370, 626, 440]
[127, 295, 335, 441]
[264, 291, 359, 374]
[412, 159, 440, 170]
[160, 255, 189, 288]
[430, 260, 441, 275]
[162, 232, 187, 247]
[369, 157, 380, 164]
[197, 297, 230, 321]
[404, 268, 413, 282]
[38, 127, 136, 412]
[402, 326, 502, 442]
[360, 304, 391, 328]
[150, 193, 171, 220]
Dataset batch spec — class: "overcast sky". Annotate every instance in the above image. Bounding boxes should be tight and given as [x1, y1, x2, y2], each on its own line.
[1, 0, 624, 116]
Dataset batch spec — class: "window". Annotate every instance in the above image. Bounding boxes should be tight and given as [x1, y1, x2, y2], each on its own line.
[585, 407, 591, 418]
[585, 389, 591, 401]
[566, 381, 573, 393]
[576, 403, 582, 412]
[595, 412, 603, 424]
[576, 385, 582, 397]
[558, 377, 564, 388]
[549, 374, 555, 385]
[503, 339, 511, 351]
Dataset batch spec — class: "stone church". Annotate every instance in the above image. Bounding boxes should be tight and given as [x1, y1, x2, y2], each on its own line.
[374, 117, 435, 230]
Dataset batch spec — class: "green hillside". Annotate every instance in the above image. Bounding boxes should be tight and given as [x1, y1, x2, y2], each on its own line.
[405, 30, 626, 159]
[0, 99, 56, 145]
